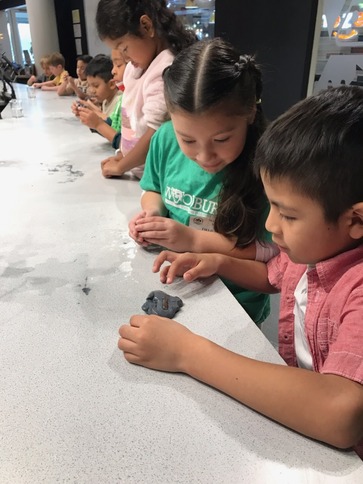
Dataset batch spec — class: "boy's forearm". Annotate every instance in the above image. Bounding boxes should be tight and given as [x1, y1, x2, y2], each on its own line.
[95, 122, 117, 143]
[180, 334, 363, 448]
[71, 83, 85, 99]
[187, 230, 257, 259]
[42, 85, 58, 91]
[215, 255, 275, 293]
[40, 80, 56, 87]
[57, 82, 71, 96]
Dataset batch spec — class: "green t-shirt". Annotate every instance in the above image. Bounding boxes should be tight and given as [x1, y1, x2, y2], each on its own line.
[109, 94, 122, 132]
[141, 121, 270, 324]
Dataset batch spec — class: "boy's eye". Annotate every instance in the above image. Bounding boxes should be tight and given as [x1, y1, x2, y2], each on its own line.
[181, 139, 195, 145]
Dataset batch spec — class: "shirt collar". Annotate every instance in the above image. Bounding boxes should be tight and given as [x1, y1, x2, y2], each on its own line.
[312, 245, 363, 292]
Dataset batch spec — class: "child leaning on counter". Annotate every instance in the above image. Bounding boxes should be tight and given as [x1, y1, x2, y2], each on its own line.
[57, 54, 93, 98]
[33, 52, 68, 91]
[128, 38, 276, 325]
[71, 54, 122, 144]
[27, 55, 54, 86]
[119, 86, 363, 459]
[95, 0, 196, 179]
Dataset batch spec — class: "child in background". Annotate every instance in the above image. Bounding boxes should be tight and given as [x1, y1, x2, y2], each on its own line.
[119, 86, 363, 458]
[27, 56, 53, 86]
[76, 50, 125, 148]
[57, 55, 93, 98]
[129, 38, 275, 324]
[95, 0, 196, 178]
[33, 52, 69, 91]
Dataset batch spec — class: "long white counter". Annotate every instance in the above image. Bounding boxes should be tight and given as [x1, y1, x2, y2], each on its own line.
[0, 84, 362, 483]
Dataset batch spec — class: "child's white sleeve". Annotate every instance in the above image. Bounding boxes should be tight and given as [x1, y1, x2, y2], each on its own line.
[255, 240, 280, 262]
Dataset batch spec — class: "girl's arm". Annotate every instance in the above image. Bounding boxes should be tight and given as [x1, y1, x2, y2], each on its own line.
[119, 315, 363, 449]
[140, 191, 167, 217]
[102, 127, 155, 177]
[132, 215, 260, 257]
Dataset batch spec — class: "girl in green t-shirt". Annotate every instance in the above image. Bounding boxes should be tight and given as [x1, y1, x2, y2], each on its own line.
[129, 38, 277, 324]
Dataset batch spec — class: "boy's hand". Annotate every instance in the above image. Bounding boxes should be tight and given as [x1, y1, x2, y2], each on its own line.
[118, 314, 193, 372]
[101, 154, 124, 178]
[71, 100, 82, 117]
[84, 98, 104, 117]
[28, 75, 36, 85]
[131, 216, 193, 251]
[71, 103, 79, 116]
[33, 83, 42, 89]
[67, 76, 76, 87]
[152, 251, 220, 284]
[78, 107, 103, 130]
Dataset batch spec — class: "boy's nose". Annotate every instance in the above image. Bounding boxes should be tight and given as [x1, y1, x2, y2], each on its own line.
[265, 208, 280, 235]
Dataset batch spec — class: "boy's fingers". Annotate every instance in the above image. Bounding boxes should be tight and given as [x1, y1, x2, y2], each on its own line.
[152, 250, 179, 272]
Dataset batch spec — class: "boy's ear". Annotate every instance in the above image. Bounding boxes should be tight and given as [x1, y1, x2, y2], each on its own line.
[348, 202, 363, 240]
[140, 15, 154, 37]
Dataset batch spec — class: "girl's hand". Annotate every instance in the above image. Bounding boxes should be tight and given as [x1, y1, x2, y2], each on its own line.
[101, 154, 124, 178]
[129, 210, 160, 246]
[132, 216, 193, 252]
[152, 251, 220, 284]
[118, 314, 193, 372]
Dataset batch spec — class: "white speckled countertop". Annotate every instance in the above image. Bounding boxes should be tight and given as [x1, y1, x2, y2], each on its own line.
[0, 85, 362, 483]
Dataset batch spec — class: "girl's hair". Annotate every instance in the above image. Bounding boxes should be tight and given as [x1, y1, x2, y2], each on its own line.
[163, 38, 267, 246]
[96, 0, 196, 56]
[254, 86, 363, 223]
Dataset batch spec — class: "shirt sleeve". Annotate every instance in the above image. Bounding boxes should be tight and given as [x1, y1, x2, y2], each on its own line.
[139, 129, 162, 193]
[321, 287, 363, 384]
[142, 52, 174, 131]
[255, 241, 280, 262]
[109, 95, 122, 132]
[267, 252, 289, 291]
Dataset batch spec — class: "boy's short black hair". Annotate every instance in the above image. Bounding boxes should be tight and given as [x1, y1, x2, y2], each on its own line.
[77, 55, 93, 64]
[85, 54, 113, 82]
[254, 86, 363, 222]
